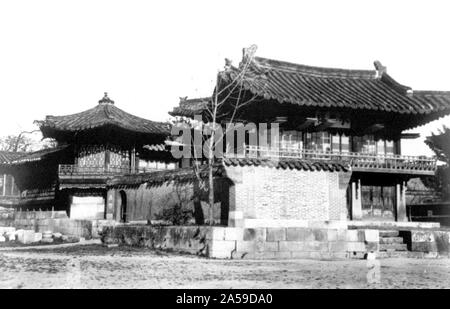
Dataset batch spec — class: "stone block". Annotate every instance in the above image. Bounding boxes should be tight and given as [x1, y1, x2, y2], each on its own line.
[17, 230, 35, 244]
[412, 242, 438, 253]
[312, 229, 327, 241]
[0, 227, 15, 234]
[5, 232, 16, 242]
[53, 232, 63, 239]
[263, 242, 279, 252]
[15, 229, 25, 237]
[346, 242, 366, 252]
[326, 229, 338, 242]
[41, 238, 54, 244]
[434, 232, 450, 253]
[345, 230, 359, 242]
[412, 231, 435, 243]
[365, 241, 379, 252]
[239, 251, 276, 260]
[364, 230, 379, 243]
[235, 241, 256, 253]
[286, 228, 314, 242]
[328, 241, 347, 252]
[266, 228, 286, 242]
[0, 236, 5, 242]
[279, 241, 305, 252]
[43, 231, 53, 239]
[357, 230, 365, 242]
[243, 228, 266, 242]
[224, 228, 244, 241]
[208, 240, 236, 258]
[337, 229, 348, 241]
[309, 252, 331, 260]
[303, 241, 328, 252]
[291, 251, 314, 259]
[329, 252, 349, 260]
[273, 251, 292, 259]
[34, 233, 43, 243]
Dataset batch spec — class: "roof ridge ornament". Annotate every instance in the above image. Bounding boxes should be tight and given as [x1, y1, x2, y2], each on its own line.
[374, 60, 387, 78]
[99, 92, 114, 105]
[242, 44, 258, 64]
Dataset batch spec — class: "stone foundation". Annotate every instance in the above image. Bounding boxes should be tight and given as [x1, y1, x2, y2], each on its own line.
[400, 230, 450, 255]
[101, 225, 379, 260]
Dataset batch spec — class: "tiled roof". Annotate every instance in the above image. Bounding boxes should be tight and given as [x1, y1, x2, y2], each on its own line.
[169, 97, 210, 117]
[8, 145, 70, 165]
[143, 144, 168, 152]
[108, 165, 225, 188]
[220, 56, 450, 116]
[37, 93, 171, 138]
[0, 151, 24, 164]
[109, 157, 348, 188]
[222, 158, 349, 172]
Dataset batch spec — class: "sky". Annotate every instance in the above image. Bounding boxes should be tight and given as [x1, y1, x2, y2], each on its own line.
[0, 0, 449, 155]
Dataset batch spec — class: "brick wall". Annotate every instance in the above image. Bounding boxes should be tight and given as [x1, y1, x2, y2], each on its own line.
[226, 166, 350, 222]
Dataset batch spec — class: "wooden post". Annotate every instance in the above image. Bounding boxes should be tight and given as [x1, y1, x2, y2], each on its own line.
[2, 174, 6, 196]
[351, 179, 362, 220]
[10, 176, 15, 196]
[130, 147, 136, 173]
[395, 181, 407, 222]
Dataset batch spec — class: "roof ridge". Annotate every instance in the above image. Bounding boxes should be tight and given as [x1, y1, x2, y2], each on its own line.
[252, 56, 377, 79]
[413, 90, 450, 96]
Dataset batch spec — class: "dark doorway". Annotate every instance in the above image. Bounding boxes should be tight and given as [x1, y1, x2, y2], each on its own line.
[361, 185, 395, 221]
[119, 190, 127, 223]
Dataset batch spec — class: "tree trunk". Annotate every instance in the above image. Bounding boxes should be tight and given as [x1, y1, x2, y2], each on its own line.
[208, 150, 214, 225]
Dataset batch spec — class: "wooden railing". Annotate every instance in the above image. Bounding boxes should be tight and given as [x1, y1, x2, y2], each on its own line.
[241, 145, 437, 173]
[59, 165, 134, 177]
[58, 165, 167, 177]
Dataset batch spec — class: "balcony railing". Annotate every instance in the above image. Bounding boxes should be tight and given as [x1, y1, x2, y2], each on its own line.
[58, 165, 167, 177]
[59, 165, 133, 177]
[240, 145, 437, 174]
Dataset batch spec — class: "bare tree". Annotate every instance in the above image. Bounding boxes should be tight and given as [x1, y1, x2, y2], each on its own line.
[173, 45, 262, 225]
[0, 131, 38, 152]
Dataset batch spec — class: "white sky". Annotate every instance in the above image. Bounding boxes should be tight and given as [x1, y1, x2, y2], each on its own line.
[0, 0, 449, 155]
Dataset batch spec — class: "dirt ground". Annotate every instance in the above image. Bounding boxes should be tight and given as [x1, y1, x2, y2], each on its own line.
[0, 245, 449, 289]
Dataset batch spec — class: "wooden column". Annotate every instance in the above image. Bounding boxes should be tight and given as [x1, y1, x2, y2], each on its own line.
[351, 179, 362, 220]
[10, 176, 15, 196]
[2, 174, 6, 196]
[130, 147, 136, 173]
[395, 181, 407, 222]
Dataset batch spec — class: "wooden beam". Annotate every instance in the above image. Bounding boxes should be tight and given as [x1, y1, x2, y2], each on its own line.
[400, 133, 420, 139]
[363, 123, 385, 134]
[315, 119, 339, 131]
[296, 117, 317, 130]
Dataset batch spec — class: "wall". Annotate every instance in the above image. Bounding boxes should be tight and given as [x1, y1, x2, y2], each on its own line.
[1, 211, 94, 238]
[226, 166, 350, 225]
[400, 229, 450, 257]
[101, 225, 379, 260]
[70, 196, 105, 220]
[108, 180, 228, 224]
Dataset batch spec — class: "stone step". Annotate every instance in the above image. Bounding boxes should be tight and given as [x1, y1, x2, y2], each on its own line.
[379, 243, 408, 251]
[377, 251, 409, 259]
[379, 237, 404, 245]
[379, 230, 399, 237]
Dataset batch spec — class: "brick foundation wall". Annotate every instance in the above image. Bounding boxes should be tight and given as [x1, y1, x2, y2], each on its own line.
[226, 166, 350, 223]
